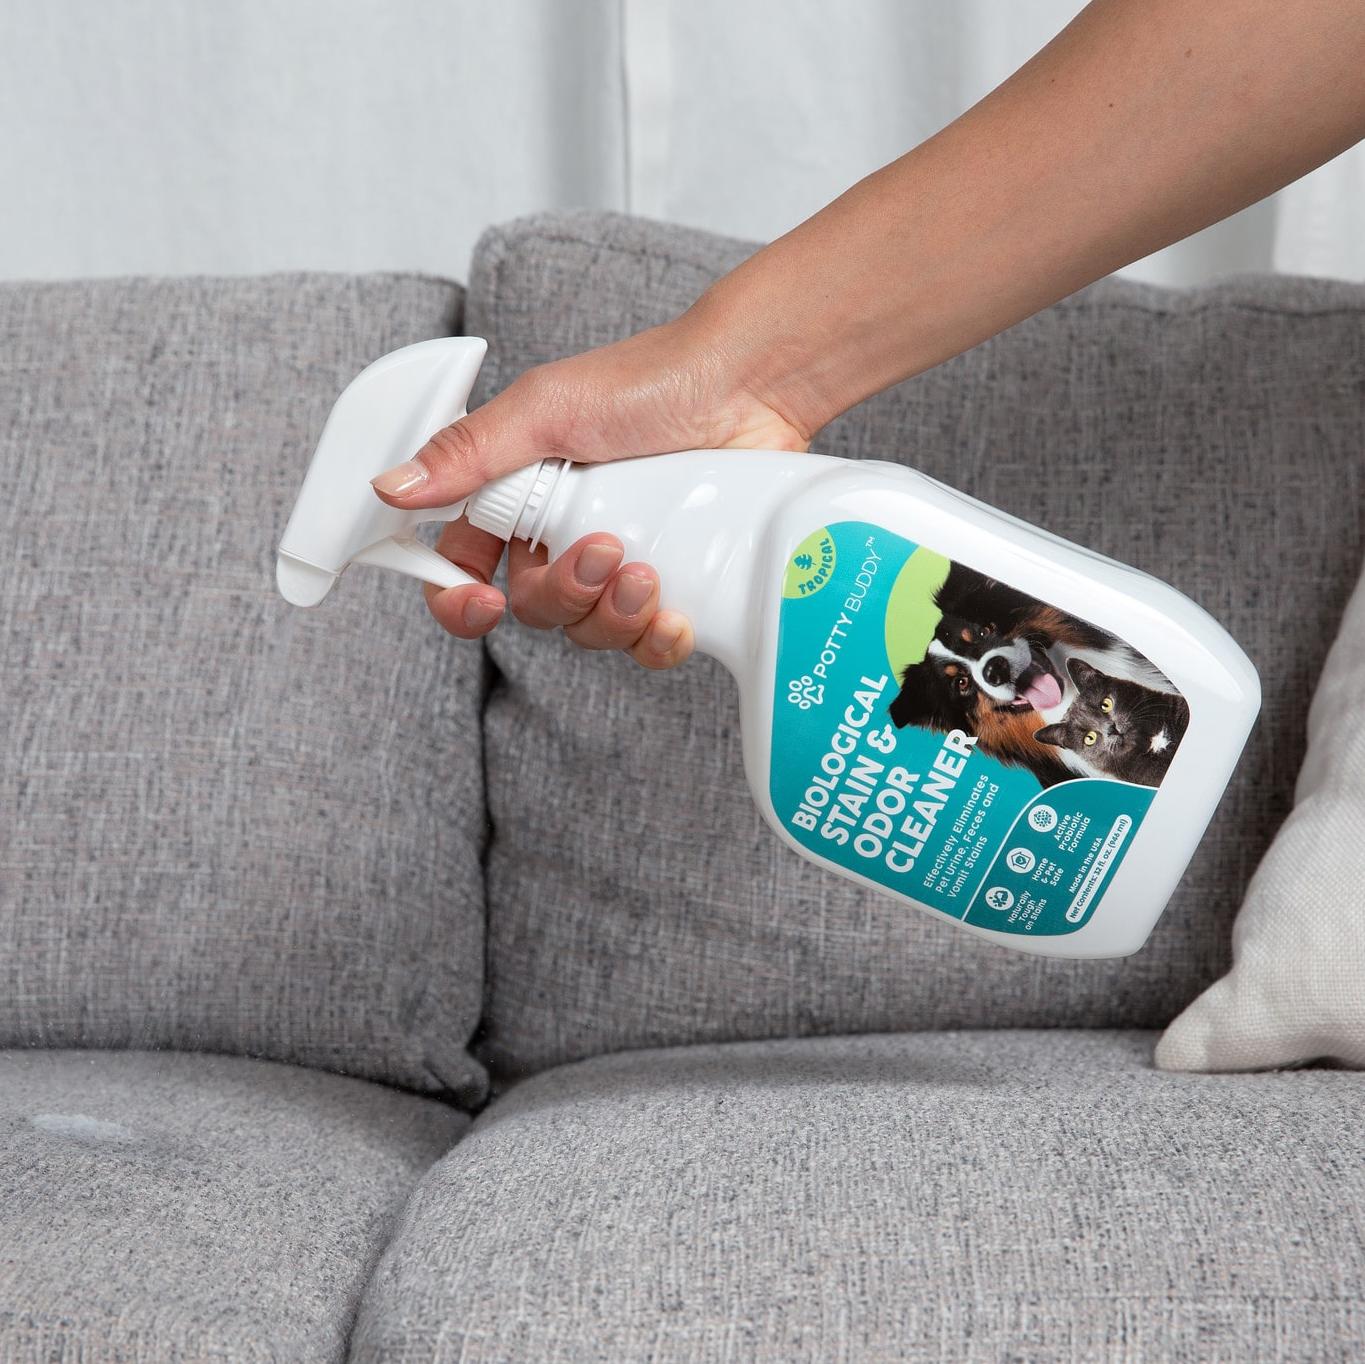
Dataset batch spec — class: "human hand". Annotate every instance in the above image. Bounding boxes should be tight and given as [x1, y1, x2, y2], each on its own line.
[369, 310, 811, 669]
[371, 0, 1365, 674]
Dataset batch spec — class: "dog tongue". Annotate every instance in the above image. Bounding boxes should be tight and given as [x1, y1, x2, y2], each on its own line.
[1024, 671, 1063, 711]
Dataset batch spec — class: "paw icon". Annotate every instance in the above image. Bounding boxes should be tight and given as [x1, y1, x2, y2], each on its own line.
[786, 675, 825, 709]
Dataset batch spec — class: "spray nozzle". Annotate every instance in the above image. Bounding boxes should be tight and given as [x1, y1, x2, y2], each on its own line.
[275, 336, 489, 607]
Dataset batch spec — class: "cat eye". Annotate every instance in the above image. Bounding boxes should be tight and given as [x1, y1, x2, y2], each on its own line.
[1100, 695, 1114, 714]
[1083, 730, 1099, 746]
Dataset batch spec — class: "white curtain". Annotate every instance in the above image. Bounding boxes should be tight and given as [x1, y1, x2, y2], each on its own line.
[4, 0, 1363, 287]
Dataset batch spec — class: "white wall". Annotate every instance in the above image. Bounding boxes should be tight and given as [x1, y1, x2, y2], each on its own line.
[4, 0, 1362, 287]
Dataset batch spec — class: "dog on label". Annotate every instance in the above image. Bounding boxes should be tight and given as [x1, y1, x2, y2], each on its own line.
[888, 562, 1178, 788]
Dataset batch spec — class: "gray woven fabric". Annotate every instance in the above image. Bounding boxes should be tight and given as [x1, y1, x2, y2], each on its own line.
[352, 1029, 1365, 1363]
[0, 1048, 465, 1362]
[1, 275, 487, 1098]
[468, 211, 1365, 1076]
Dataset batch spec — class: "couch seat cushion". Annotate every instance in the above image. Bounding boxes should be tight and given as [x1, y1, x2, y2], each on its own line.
[2, 274, 487, 1099]
[467, 211, 1365, 1077]
[353, 1030, 1364, 1363]
[0, 1049, 464, 1361]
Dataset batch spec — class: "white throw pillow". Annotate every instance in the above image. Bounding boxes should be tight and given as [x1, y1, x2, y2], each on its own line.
[1156, 571, 1365, 1072]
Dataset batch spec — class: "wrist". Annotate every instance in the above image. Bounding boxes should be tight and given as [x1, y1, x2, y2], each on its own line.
[676, 270, 848, 444]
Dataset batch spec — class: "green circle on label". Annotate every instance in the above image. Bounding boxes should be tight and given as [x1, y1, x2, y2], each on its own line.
[884, 546, 950, 677]
[783, 527, 837, 599]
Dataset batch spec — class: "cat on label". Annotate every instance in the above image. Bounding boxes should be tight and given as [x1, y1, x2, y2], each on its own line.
[1034, 658, 1190, 786]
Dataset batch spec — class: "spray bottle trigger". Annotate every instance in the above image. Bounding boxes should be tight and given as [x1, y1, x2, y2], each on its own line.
[352, 526, 477, 594]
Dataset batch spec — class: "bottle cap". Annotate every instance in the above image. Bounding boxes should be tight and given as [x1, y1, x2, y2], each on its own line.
[468, 458, 567, 548]
[467, 463, 540, 541]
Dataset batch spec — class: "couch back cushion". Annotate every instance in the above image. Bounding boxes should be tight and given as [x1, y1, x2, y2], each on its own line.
[467, 212, 1365, 1080]
[2, 275, 486, 1101]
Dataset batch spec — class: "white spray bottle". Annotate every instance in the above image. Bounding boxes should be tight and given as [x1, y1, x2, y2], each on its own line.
[278, 337, 1259, 959]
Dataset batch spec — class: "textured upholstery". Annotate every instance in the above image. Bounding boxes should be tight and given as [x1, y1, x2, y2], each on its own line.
[353, 1030, 1365, 1363]
[0, 1049, 464, 1362]
[467, 211, 1365, 1077]
[1, 275, 488, 1098]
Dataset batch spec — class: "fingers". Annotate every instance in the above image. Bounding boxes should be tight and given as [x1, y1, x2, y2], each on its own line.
[423, 530, 639, 641]
[505, 534, 693, 670]
[371, 415, 489, 509]
[506, 535, 627, 630]
[370, 369, 550, 511]
[627, 611, 695, 671]
[422, 579, 506, 640]
[420, 519, 507, 640]
[413, 516, 695, 670]
[562, 560, 659, 650]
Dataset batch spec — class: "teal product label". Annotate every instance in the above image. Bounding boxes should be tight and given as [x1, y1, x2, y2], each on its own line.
[770, 522, 1189, 935]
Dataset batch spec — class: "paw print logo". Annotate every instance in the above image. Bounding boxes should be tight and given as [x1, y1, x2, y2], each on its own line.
[793, 552, 813, 570]
[786, 675, 825, 709]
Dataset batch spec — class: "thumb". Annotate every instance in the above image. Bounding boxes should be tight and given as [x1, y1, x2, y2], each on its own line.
[370, 381, 540, 509]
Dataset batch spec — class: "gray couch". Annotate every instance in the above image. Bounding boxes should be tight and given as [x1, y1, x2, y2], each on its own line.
[2, 212, 1363, 1362]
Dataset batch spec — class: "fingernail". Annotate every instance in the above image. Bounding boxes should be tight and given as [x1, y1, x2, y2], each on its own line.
[613, 572, 653, 616]
[577, 542, 622, 588]
[371, 459, 429, 498]
[463, 597, 503, 630]
[647, 615, 684, 655]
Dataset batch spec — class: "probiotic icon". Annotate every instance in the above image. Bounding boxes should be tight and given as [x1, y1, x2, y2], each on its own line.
[1028, 805, 1059, 833]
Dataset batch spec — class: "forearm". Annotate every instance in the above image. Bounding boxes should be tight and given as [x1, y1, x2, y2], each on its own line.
[690, 0, 1365, 438]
